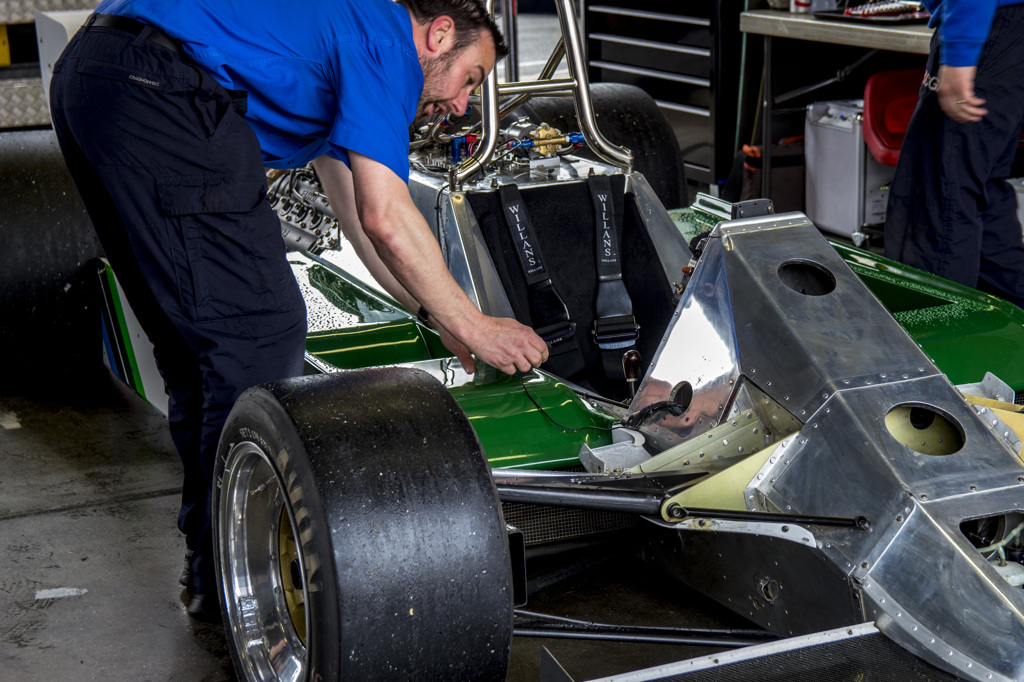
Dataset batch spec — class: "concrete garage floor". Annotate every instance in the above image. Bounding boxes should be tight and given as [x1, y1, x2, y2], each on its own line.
[0, 373, 750, 682]
[0, 376, 235, 681]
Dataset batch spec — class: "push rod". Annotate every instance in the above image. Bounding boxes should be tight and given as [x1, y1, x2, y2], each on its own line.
[514, 627, 770, 647]
[666, 503, 870, 530]
[497, 484, 662, 515]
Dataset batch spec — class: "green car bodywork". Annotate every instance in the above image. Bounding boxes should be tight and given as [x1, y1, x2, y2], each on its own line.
[834, 241, 1024, 390]
[299, 256, 619, 470]
[100, 210, 1024, 473]
[305, 232, 1024, 471]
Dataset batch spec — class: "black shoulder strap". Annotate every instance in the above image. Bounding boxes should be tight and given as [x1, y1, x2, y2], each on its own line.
[498, 184, 586, 380]
[588, 175, 639, 379]
[500, 184, 551, 287]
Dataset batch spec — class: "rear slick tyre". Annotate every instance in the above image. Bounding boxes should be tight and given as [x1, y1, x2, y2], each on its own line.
[213, 367, 513, 681]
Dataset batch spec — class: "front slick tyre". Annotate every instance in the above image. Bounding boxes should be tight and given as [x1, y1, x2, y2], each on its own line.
[213, 367, 513, 681]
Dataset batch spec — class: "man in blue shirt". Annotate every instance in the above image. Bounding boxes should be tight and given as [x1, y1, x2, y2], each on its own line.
[49, 0, 548, 621]
[885, 1, 1024, 308]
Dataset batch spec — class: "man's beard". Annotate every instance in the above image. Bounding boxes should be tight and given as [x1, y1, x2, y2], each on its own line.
[415, 49, 460, 125]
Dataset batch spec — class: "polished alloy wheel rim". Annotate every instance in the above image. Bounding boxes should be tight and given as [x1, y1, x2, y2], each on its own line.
[220, 442, 308, 682]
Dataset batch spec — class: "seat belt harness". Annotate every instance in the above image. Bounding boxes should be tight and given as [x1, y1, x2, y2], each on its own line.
[498, 184, 585, 379]
[588, 175, 639, 378]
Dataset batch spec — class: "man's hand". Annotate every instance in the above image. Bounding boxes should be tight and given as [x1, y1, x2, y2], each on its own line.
[937, 65, 987, 123]
[458, 315, 549, 375]
[437, 315, 548, 375]
[436, 314, 546, 375]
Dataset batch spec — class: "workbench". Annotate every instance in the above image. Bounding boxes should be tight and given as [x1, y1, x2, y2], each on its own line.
[739, 9, 933, 198]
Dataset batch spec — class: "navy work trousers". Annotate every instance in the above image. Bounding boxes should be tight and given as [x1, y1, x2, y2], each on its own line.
[885, 4, 1024, 309]
[50, 19, 307, 594]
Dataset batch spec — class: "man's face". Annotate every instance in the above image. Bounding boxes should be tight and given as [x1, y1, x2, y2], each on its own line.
[417, 29, 496, 124]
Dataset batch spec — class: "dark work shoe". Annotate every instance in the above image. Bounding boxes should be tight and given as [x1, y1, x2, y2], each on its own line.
[187, 593, 222, 623]
[179, 549, 195, 589]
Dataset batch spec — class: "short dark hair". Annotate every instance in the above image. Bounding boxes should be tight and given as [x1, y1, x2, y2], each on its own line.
[397, 0, 509, 59]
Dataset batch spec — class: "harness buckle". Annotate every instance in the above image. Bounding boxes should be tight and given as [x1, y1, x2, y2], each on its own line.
[592, 316, 639, 350]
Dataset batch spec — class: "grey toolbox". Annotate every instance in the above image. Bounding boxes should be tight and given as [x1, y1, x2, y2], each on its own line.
[804, 100, 894, 247]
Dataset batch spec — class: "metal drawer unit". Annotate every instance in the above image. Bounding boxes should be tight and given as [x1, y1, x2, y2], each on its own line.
[584, 0, 744, 187]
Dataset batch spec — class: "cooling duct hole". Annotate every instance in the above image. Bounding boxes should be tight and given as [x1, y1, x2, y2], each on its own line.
[908, 406, 935, 430]
[884, 403, 965, 456]
[670, 381, 693, 411]
[777, 259, 837, 296]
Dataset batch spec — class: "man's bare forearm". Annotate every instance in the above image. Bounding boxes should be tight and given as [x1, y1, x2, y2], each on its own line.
[313, 152, 548, 373]
[311, 156, 420, 314]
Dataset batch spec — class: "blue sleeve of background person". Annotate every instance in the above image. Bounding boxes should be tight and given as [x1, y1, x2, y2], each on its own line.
[926, 1, 999, 67]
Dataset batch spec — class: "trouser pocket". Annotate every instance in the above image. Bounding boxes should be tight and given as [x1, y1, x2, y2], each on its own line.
[157, 171, 296, 322]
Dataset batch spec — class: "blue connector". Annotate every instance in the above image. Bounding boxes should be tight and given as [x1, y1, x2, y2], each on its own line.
[451, 137, 465, 163]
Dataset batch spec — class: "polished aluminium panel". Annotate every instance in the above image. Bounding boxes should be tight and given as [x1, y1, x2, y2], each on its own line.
[446, 192, 518, 319]
[863, 487, 1024, 682]
[629, 212, 943, 446]
[626, 173, 692, 287]
[629, 211, 1024, 679]
[408, 169, 513, 318]
[749, 376, 1024, 682]
[629, 235, 741, 449]
[730, 380, 804, 448]
[723, 213, 942, 420]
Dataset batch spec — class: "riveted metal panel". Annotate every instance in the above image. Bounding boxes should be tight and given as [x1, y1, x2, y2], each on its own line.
[0, 77, 50, 127]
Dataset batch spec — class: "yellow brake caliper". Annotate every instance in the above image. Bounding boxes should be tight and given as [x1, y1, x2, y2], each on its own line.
[278, 508, 306, 644]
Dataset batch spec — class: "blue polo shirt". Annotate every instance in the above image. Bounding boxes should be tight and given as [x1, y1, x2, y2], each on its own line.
[94, 0, 423, 180]
[923, 0, 1024, 67]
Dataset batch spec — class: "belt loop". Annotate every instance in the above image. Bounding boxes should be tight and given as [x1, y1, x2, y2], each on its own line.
[84, 13, 98, 28]
[133, 25, 154, 47]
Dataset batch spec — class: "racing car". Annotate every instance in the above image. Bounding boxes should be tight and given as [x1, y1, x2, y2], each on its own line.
[95, 1, 1024, 680]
